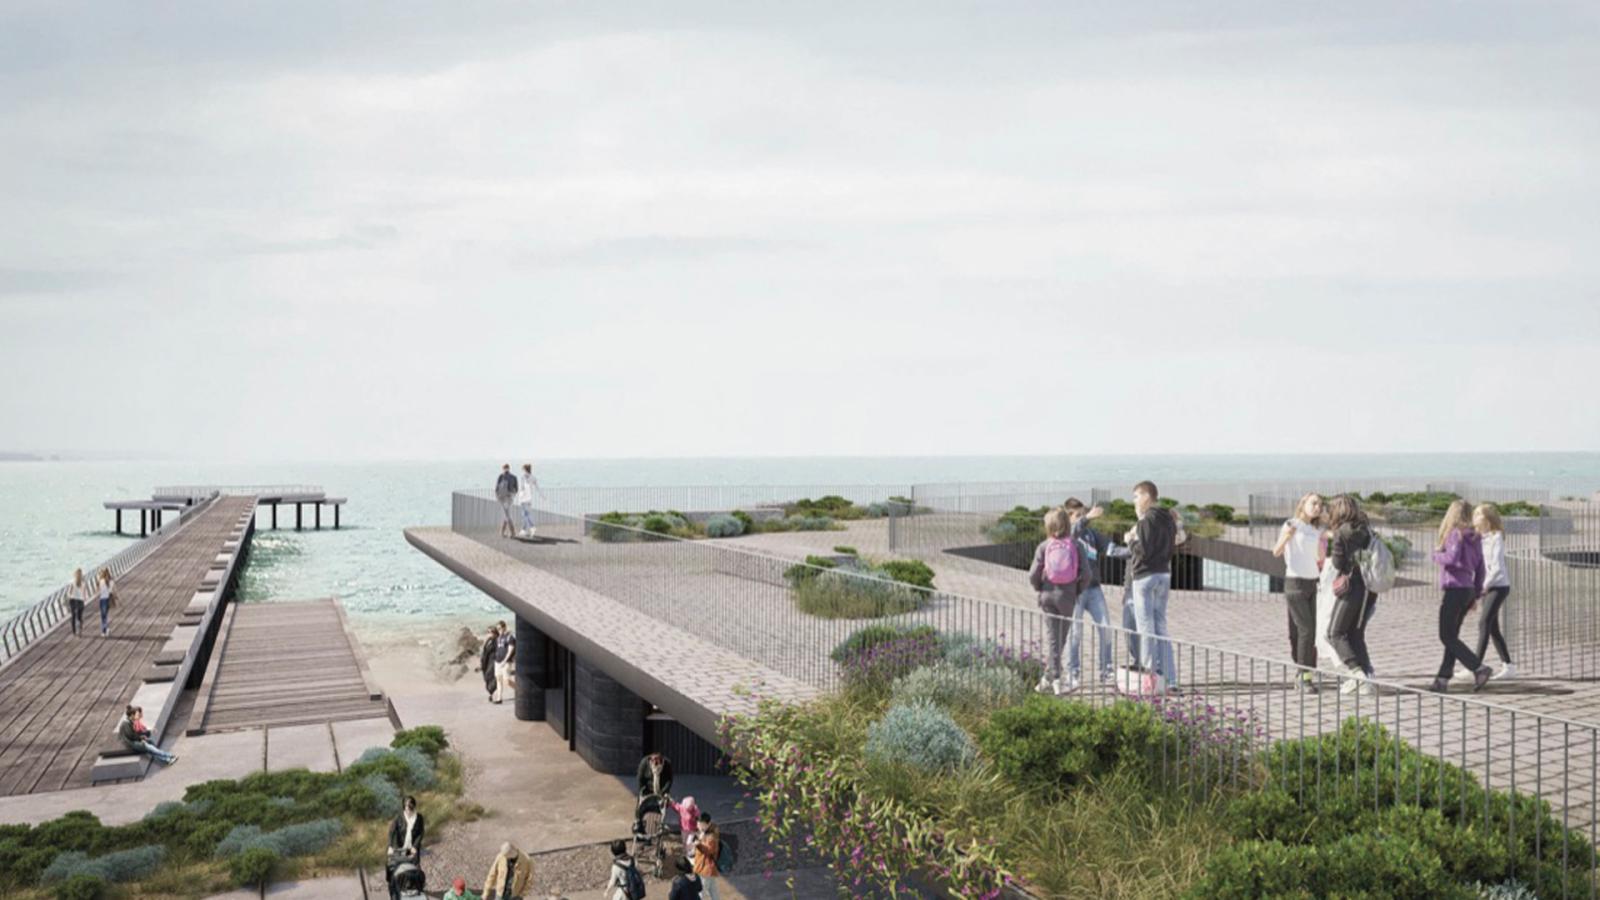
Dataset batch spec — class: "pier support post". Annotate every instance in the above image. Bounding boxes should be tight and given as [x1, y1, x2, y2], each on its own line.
[115, 509, 122, 535]
[140, 509, 148, 538]
[315, 504, 321, 529]
[514, 616, 546, 722]
[334, 505, 340, 529]
[271, 504, 278, 529]
[295, 503, 302, 531]
[153, 509, 161, 531]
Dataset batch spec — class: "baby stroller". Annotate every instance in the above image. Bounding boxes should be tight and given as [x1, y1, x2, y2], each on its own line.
[387, 851, 425, 900]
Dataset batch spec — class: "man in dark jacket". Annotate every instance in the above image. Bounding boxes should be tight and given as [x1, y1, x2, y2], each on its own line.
[479, 624, 499, 702]
[632, 752, 674, 837]
[495, 464, 518, 537]
[1126, 481, 1180, 689]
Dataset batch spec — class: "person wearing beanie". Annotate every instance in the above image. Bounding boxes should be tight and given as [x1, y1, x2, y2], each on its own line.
[444, 877, 479, 900]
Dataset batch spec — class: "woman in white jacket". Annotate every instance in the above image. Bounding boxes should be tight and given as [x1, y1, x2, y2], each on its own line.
[1472, 504, 1515, 680]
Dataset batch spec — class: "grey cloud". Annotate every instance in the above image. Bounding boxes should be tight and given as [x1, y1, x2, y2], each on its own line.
[0, 267, 107, 296]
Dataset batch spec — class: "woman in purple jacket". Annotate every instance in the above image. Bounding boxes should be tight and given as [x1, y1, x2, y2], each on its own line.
[1430, 500, 1492, 693]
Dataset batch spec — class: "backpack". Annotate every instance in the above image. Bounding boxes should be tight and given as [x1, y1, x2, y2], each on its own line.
[621, 861, 647, 899]
[1357, 532, 1397, 594]
[717, 832, 738, 872]
[1042, 537, 1079, 586]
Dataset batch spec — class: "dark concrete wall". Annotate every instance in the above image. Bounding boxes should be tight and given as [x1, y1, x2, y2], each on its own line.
[514, 616, 547, 722]
[573, 655, 648, 774]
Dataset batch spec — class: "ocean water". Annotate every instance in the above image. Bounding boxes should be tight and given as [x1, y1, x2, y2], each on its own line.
[2, 454, 1597, 635]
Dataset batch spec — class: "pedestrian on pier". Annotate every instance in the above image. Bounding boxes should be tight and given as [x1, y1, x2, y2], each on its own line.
[66, 568, 90, 637]
[96, 567, 117, 637]
[1126, 481, 1179, 692]
[1325, 494, 1378, 696]
[495, 464, 519, 538]
[480, 624, 501, 702]
[1273, 493, 1325, 691]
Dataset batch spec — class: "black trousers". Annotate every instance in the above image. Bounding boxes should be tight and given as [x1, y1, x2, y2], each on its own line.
[1284, 578, 1318, 668]
[69, 599, 84, 635]
[1473, 586, 1512, 665]
[1438, 588, 1485, 679]
[1327, 589, 1376, 674]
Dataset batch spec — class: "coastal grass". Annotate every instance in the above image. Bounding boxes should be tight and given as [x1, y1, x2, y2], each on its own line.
[792, 574, 923, 619]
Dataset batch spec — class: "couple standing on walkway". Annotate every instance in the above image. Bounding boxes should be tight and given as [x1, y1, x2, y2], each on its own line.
[1275, 492, 1514, 696]
[494, 463, 545, 539]
[65, 566, 117, 638]
[478, 621, 516, 704]
[1030, 481, 1183, 695]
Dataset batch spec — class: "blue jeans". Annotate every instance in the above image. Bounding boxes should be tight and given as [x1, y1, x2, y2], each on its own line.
[518, 503, 535, 530]
[134, 740, 175, 764]
[99, 597, 110, 634]
[1120, 589, 1140, 662]
[1067, 586, 1112, 679]
[1129, 574, 1177, 686]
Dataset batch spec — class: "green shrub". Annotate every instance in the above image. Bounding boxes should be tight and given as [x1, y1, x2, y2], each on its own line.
[229, 846, 280, 888]
[983, 506, 1048, 545]
[864, 702, 976, 773]
[185, 820, 234, 857]
[52, 874, 107, 900]
[391, 725, 449, 762]
[361, 773, 403, 818]
[216, 819, 343, 859]
[977, 697, 1169, 797]
[833, 545, 858, 555]
[1203, 503, 1235, 524]
[830, 624, 937, 663]
[213, 825, 264, 859]
[782, 555, 837, 584]
[705, 514, 745, 537]
[793, 570, 923, 619]
[1186, 831, 1473, 899]
[347, 747, 436, 791]
[890, 663, 1028, 716]
[730, 509, 755, 531]
[879, 559, 936, 591]
[640, 514, 677, 535]
[40, 845, 163, 884]
[1476, 880, 1537, 899]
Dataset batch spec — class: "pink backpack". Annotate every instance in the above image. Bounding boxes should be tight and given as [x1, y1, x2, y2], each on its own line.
[1042, 537, 1079, 585]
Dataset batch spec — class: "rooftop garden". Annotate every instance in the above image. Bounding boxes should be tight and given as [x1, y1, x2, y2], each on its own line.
[1353, 492, 1543, 524]
[784, 553, 937, 619]
[589, 495, 922, 542]
[983, 499, 1236, 547]
[721, 629, 1593, 898]
[0, 727, 472, 900]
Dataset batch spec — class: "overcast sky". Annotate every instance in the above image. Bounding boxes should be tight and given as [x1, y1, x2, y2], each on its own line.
[2, 2, 1597, 461]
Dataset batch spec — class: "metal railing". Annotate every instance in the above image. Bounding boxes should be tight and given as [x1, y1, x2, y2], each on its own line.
[0, 495, 223, 667]
[448, 490, 1600, 896]
[152, 485, 322, 501]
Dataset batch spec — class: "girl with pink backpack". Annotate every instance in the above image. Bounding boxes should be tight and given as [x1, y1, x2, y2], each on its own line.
[1028, 507, 1085, 695]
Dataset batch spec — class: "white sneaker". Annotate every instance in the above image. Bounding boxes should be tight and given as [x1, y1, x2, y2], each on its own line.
[1055, 676, 1080, 695]
[1358, 682, 1377, 698]
[1493, 664, 1517, 681]
[1339, 667, 1362, 694]
[1035, 677, 1054, 694]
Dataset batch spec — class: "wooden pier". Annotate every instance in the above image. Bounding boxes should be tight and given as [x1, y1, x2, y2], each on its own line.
[190, 599, 387, 734]
[0, 497, 255, 795]
[107, 485, 347, 535]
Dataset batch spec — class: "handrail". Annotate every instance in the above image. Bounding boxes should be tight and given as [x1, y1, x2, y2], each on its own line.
[0, 495, 223, 668]
[153, 484, 321, 500]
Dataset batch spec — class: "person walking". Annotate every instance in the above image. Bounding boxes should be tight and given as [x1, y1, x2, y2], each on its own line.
[1431, 499, 1492, 693]
[1324, 495, 1379, 696]
[632, 752, 674, 837]
[117, 705, 177, 765]
[492, 620, 516, 704]
[388, 795, 426, 866]
[95, 567, 116, 637]
[66, 568, 90, 637]
[1473, 504, 1516, 680]
[692, 813, 722, 900]
[1027, 508, 1081, 695]
[605, 839, 645, 900]
[1126, 481, 1179, 692]
[1064, 499, 1114, 688]
[495, 464, 519, 538]
[480, 624, 501, 702]
[1273, 493, 1325, 691]
[482, 842, 531, 900]
[668, 856, 703, 900]
[516, 463, 543, 538]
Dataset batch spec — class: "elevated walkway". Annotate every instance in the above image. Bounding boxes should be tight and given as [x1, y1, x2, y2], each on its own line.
[0, 497, 256, 794]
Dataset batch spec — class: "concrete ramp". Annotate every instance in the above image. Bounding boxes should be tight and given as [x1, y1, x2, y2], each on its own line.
[192, 599, 390, 733]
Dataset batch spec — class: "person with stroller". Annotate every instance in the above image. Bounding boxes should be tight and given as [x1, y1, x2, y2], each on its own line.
[388, 795, 425, 865]
[632, 752, 674, 838]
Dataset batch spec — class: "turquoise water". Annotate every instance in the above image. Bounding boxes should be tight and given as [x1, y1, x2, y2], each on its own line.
[2, 454, 1596, 632]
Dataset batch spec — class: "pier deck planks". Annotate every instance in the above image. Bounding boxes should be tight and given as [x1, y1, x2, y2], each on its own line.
[0, 497, 256, 795]
[196, 600, 387, 732]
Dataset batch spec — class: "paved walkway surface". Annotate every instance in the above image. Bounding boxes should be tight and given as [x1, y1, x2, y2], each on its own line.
[199, 599, 388, 732]
[0, 496, 256, 796]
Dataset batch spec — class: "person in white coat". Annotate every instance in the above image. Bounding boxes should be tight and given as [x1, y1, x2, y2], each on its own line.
[1472, 504, 1515, 680]
[515, 463, 543, 537]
